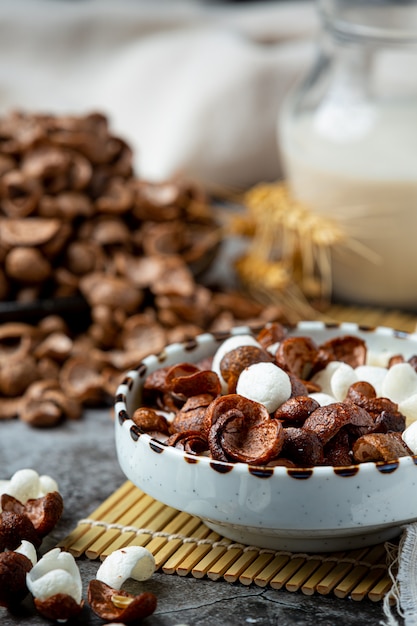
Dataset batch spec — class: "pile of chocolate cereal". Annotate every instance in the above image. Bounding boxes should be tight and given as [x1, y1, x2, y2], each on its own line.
[133, 324, 415, 467]
[0, 111, 286, 426]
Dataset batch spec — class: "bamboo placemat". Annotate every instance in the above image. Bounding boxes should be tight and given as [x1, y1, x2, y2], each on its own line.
[58, 480, 395, 602]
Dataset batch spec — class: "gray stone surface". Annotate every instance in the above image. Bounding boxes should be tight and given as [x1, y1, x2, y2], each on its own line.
[0, 409, 397, 625]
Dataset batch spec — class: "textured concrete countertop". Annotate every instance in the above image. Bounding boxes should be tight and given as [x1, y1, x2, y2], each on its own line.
[0, 408, 395, 626]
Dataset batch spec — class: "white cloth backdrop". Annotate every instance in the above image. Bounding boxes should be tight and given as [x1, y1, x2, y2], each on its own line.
[0, 0, 318, 190]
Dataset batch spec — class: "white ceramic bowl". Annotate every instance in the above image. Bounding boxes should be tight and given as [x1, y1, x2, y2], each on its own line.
[115, 321, 417, 553]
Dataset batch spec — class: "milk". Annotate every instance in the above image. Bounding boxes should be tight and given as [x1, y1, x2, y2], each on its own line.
[280, 103, 417, 309]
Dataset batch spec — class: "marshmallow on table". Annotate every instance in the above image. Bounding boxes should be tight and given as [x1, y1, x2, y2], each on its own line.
[26, 548, 82, 604]
[0, 468, 59, 510]
[96, 546, 156, 591]
[15, 540, 38, 567]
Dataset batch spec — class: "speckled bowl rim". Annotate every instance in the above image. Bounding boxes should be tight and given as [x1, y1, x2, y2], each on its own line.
[115, 320, 417, 478]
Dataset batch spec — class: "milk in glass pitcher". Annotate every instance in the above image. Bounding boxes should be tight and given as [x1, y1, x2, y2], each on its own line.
[279, 0, 417, 309]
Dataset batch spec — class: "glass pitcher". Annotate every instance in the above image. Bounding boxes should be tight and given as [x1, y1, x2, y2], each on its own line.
[279, 0, 417, 310]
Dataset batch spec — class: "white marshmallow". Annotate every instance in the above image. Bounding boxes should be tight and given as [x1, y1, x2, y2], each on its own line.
[0, 468, 59, 511]
[355, 365, 388, 397]
[266, 341, 280, 355]
[309, 392, 337, 406]
[96, 546, 156, 591]
[311, 361, 358, 400]
[311, 362, 345, 396]
[15, 540, 38, 567]
[399, 393, 417, 424]
[330, 363, 357, 401]
[38, 474, 59, 495]
[236, 362, 291, 413]
[402, 420, 417, 453]
[26, 548, 82, 604]
[212, 334, 261, 393]
[6, 469, 41, 503]
[382, 363, 417, 404]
